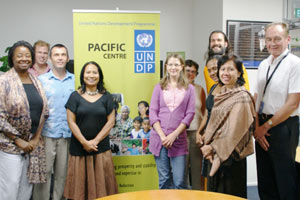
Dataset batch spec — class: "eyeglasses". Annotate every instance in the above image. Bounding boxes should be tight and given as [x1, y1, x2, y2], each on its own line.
[167, 63, 182, 67]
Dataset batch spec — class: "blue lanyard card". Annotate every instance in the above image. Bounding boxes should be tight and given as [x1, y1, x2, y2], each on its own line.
[258, 101, 264, 114]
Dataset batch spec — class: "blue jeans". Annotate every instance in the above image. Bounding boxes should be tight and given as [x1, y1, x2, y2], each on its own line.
[154, 147, 187, 189]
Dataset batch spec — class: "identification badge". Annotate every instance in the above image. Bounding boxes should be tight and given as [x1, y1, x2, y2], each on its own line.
[258, 101, 264, 114]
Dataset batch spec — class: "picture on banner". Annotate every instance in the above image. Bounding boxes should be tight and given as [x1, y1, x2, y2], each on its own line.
[110, 139, 151, 156]
[109, 95, 151, 156]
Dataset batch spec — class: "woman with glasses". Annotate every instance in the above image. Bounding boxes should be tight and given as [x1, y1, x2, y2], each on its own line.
[149, 53, 195, 189]
[184, 59, 206, 190]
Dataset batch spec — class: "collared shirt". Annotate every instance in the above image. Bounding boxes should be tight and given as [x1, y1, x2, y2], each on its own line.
[38, 70, 75, 138]
[28, 64, 51, 77]
[254, 49, 300, 116]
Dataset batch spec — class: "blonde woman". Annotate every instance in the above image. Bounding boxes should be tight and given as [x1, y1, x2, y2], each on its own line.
[149, 54, 195, 189]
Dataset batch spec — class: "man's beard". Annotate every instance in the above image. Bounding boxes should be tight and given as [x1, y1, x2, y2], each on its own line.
[208, 46, 226, 57]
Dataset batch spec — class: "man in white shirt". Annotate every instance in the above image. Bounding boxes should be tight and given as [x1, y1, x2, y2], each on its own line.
[254, 22, 300, 200]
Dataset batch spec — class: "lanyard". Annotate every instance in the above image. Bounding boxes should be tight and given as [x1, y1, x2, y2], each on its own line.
[263, 53, 289, 96]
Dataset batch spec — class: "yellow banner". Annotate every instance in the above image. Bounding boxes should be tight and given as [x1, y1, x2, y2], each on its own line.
[113, 155, 158, 192]
[73, 10, 160, 192]
[73, 10, 160, 117]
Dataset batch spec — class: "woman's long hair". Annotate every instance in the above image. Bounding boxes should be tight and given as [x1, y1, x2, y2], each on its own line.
[79, 61, 106, 94]
[160, 53, 189, 90]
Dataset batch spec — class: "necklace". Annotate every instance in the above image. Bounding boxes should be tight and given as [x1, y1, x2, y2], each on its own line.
[86, 89, 99, 96]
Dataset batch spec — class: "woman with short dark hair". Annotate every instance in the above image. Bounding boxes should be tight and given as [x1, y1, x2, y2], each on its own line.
[0, 40, 48, 200]
[201, 54, 255, 198]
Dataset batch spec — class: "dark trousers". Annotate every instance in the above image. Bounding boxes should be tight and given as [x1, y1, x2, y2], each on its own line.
[256, 115, 299, 200]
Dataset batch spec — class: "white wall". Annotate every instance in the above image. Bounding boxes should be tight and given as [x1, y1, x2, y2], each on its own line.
[191, 0, 223, 88]
[223, 0, 283, 186]
[0, 0, 224, 89]
[0, 0, 194, 59]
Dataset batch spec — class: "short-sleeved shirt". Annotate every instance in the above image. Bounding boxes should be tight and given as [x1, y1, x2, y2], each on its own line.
[128, 148, 140, 155]
[254, 49, 300, 116]
[130, 129, 143, 139]
[38, 70, 75, 138]
[65, 91, 114, 156]
[138, 130, 150, 139]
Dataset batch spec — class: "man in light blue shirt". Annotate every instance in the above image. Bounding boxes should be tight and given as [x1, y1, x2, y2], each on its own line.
[33, 44, 74, 200]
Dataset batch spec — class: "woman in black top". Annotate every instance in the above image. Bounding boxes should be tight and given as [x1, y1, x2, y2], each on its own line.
[64, 61, 118, 200]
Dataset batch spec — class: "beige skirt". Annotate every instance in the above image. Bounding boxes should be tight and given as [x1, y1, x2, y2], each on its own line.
[64, 150, 118, 200]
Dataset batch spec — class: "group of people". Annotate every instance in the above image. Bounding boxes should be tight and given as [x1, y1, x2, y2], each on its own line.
[0, 41, 118, 199]
[149, 22, 300, 200]
[0, 21, 299, 200]
[109, 102, 151, 139]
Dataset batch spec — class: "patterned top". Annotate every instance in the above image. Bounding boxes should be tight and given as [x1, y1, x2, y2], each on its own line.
[0, 68, 49, 183]
[38, 70, 75, 138]
[114, 115, 133, 138]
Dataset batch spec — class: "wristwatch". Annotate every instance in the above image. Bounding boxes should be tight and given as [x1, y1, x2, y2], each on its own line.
[267, 119, 273, 128]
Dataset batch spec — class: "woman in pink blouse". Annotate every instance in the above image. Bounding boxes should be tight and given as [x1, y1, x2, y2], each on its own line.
[149, 54, 195, 189]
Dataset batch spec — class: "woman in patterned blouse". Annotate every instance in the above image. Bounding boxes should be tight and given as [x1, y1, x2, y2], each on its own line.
[0, 41, 48, 200]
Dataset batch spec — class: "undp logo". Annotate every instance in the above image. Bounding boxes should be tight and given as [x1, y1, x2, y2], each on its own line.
[136, 33, 153, 48]
[134, 30, 155, 73]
